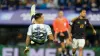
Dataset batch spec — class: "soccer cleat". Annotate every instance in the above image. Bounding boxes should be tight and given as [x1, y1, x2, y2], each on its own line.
[31, 4, 36, 16]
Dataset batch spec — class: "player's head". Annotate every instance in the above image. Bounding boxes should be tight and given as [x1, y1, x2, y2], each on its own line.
[58, 10, 64, 17]
[34, 13, 44, 24]
[80, 9, 86, 17]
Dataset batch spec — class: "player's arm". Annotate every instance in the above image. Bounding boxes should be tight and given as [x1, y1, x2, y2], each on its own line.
[24, 35, 30, 54]
[87, 19, 96, 35]
[68, 25, 72, 41]
[46, 25, 54, 41]
[65, 18, 72, 40]
[24, 25, 32, 54]
[48, 34, 54, 41]
[69, 17, 77, 41]
[26, 35, 31, 47]
[66, 18, 71, 33]
[53, 20, 58, 41]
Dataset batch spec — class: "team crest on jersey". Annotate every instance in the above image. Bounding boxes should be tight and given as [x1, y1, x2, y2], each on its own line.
[77, 21, 80, 24]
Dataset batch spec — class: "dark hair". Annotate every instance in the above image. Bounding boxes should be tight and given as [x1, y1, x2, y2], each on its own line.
[34, 13, 43, 20]
[80, 9, 86, 13]
[31, 13, 43, 20]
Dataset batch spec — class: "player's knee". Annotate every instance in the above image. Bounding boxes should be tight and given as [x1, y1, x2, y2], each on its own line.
[58, 48, 62, 52]
[61, 42, 65, 47]
[72, 48, 76, 52]
[79, 47, 83, 51]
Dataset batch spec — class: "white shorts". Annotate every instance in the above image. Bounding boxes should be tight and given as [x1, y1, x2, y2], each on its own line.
[72, 38, 85, 48]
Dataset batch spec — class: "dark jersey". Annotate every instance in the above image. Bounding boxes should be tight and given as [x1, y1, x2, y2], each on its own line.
[71, 17, 90, 39]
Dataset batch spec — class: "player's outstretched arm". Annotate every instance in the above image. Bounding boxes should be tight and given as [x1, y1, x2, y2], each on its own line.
[89, 24, 96, 35]
[68, 25, 72, 41]
[46, 25, 54, 41]
[24, 35, 30, 54]
[48, 34, 54, 41]
[87, 20, 96, 35]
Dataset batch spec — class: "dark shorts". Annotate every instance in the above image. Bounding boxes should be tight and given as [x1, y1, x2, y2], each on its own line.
[57, 31, 68, 42]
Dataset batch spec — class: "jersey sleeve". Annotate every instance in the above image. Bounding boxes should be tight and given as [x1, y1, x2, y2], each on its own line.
[46, 25, 52, 35]
[27, 25, 32, 36]
[53, 19, 59, 32]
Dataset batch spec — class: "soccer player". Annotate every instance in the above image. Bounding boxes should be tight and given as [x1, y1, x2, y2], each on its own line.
[53, 11, 71, 56]
[24, 13, 54, 54]
[71, 9, 96, 56]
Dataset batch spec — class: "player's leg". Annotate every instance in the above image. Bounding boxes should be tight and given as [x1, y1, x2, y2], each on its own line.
[65, 39, 71, 56]
[72, 38, 78, 56]
[31, 4, 36, 24]
[57, 47, 63, 56]
[65, 31, 72, 56]
[61, 42, 67, 56]
[57, 40, 66, 56]
[72, 48, 76, 56]
[31, 4, 36, 16]
[78, 39, 85, 56]
[57, 36, 66, 56]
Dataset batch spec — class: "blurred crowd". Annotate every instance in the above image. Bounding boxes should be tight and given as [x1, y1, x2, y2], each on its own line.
[0, 0, 100, 11]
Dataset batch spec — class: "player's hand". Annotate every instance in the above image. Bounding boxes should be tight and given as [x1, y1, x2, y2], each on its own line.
[60, 32, 64, 36]
[55, 38, 58, 41]
[24, 47, 29, 54]
[93, 29, 96, 35]
[53, 38, 58, 43]
[68, 33, 72, 41]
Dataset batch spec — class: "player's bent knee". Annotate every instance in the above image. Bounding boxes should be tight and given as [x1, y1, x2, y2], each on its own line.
[79, 47, 83, 51]
[73, 48, 76, 51]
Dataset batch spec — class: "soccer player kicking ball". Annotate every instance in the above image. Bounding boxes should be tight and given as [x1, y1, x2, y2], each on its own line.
[70, 9, 96, 56]
[24, 13, 54, 54]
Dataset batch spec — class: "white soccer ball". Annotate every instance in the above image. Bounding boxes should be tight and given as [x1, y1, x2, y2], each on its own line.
[31, 41, 35, 44]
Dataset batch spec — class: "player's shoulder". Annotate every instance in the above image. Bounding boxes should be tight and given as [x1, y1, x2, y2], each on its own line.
[43, 24, 50, 28]
[71, 17, 78, 22]
[84, 18, 88, 20]
[44, 24, 50, 27]
[29, 24, 33, 27]
[83, 18, 89, 21]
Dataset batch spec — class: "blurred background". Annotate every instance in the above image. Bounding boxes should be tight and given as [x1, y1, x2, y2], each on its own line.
[0, 0, 100, 56]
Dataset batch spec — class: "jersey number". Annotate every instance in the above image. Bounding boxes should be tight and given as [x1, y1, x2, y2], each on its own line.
[80, 24, 84, 28]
